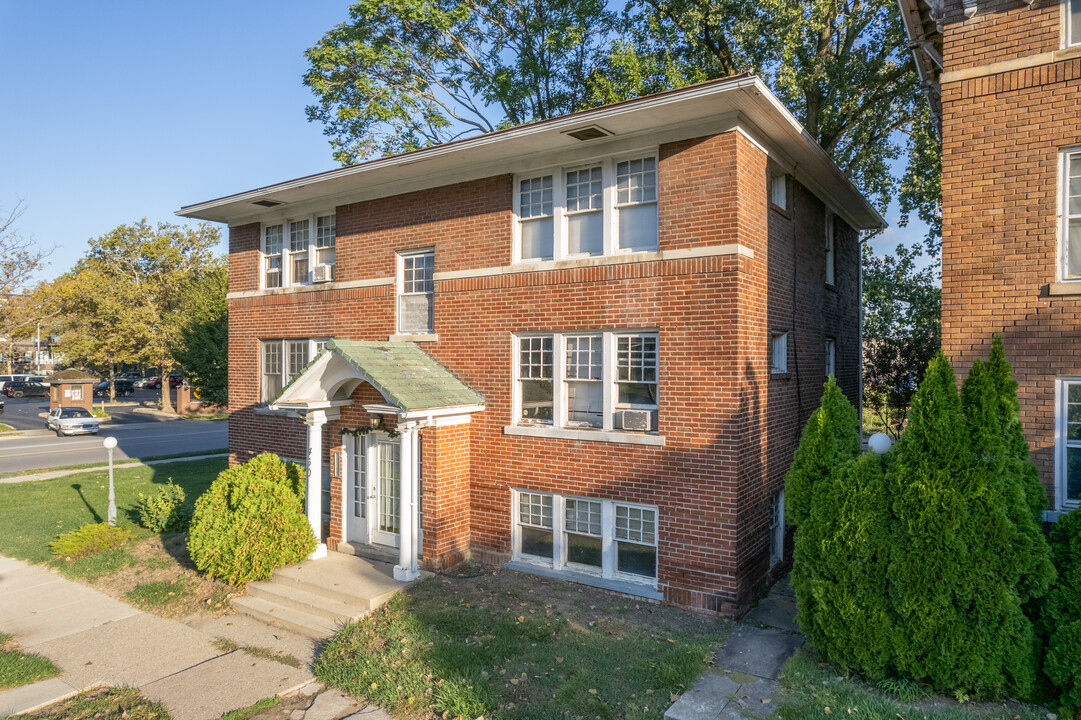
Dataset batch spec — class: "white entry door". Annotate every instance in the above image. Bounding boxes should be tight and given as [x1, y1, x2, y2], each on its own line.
[346, 436, 369, 544]
[372, 439, 402, 548]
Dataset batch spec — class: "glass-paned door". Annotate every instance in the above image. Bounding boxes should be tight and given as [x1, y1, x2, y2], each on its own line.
[373, 439, 401, 547]
[346, 436, 369, 544]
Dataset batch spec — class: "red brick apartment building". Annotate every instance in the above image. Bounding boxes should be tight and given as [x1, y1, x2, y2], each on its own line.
[177, 76, 882, 616]
[901, 0, 1081, 518]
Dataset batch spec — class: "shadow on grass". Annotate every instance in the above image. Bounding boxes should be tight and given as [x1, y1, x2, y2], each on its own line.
[70, 483, 103, 524]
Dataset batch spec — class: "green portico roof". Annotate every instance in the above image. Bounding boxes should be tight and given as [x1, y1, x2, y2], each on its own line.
[323, 339, 484, 412]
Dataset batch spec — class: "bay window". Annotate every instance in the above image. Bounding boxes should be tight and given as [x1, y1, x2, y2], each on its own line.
[512, 490, 659, 585]
[514, 331, 659, 434]
[514, 153, 659, 262]
[261, 213, 336, 288]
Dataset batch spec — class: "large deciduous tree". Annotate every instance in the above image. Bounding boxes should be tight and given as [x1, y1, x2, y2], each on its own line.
[171, 259, 228, 409]
[0, 201, 51, 370]
[53, 220, 220, 412]
[303, 0, 615, 164]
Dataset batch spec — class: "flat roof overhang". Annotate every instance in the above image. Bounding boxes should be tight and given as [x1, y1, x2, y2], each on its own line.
[177, 75, 885, 232]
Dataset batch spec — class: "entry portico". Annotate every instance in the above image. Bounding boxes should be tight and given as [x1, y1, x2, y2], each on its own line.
[272, 339, 484, 581]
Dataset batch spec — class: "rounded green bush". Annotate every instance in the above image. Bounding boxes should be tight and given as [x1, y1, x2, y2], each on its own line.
[186, 453, 316, 585]
[136, 480, 190, 533]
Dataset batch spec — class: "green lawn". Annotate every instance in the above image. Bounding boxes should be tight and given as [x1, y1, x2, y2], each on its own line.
[316, 571, 724, 720]
[0, 632, 62, 690]
[772, 650, 1047, 720]
[0, 458, 227, 563]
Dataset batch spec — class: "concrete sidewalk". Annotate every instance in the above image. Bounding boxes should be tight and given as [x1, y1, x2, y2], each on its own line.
[0, 556, 312, 719]
[0, 453, 229, 485]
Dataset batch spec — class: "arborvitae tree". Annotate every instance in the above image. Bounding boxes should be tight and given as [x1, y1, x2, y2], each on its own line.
[1040, 510, 1081, 716]
[792, 452, 895, 679]
[889, 353, 1037, 698]
[986, 335, 1049, 523]
[784, 377, 861, 527]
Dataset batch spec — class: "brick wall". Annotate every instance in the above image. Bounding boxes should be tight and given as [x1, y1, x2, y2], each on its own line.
[940, 0, 1081, 507]
[225, 128, 859, 615]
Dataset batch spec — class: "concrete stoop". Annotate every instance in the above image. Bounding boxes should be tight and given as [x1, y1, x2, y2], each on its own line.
[231, 552, 409, 639]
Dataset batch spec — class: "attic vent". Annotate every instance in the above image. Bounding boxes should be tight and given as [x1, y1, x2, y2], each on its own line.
[252, 199, 284, 208]
[563, 125, 612, 142]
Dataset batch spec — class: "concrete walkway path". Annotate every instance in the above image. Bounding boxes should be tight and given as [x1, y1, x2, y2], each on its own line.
[0, 555, 311, 719]
[665, 577, 804, 720]
[0, 453, 228, 485]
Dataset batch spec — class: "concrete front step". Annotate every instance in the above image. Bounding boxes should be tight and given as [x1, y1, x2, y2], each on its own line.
[230, 596, 340, 639]
[231, 551, 413, 639]
[246, 580, 367, 623]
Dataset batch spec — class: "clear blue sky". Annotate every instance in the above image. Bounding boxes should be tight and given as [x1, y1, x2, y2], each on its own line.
[0, 1, 927, 286]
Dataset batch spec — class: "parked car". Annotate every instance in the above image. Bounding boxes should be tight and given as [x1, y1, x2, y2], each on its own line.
[3, 380, 48, 399]
[0, 399, 4, 414]
[46, 407, 99, 437]
[168, 374, 184, 387]
[93, 380, 135, 397]
[145, 376, 162, 389]
[0, 374, 30, 394]
[117, 372, 143, 382]
[133, 376, 149, 388]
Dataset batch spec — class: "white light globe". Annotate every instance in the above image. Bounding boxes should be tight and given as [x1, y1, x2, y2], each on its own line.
[103, 436, 118, 450]
[868, 432, 892, 456]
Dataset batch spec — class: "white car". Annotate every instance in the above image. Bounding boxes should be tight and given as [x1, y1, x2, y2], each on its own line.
[46, 407, 100, 437]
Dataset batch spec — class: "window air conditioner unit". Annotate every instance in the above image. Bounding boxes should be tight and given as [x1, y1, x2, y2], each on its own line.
[618, 409, 651, 432]
[312, 265, 334, 283]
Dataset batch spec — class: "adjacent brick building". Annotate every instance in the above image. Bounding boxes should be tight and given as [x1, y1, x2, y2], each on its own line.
[901, 0, 1081, 517]
[178, 76, 882, 616]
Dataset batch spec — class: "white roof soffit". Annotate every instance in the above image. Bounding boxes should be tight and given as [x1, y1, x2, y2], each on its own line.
[177, 76, 885, 231]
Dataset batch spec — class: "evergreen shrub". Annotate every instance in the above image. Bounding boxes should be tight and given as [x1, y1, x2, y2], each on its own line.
[1040, 510, 1081, 716]
[50, 523, 131, 559]
[135, 480, 190, 533]
[186, 453, 316, 585]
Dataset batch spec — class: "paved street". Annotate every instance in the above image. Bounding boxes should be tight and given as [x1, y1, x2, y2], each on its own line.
[0, 420, 228, 474]
[0, 387, 181, 432]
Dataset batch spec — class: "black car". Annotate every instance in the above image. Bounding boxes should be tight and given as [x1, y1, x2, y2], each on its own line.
[93, 380, 135, 397]
[4, 381, 48, 399]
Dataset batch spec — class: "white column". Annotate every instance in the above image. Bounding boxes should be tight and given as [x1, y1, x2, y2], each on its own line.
[394, 424, 420, 581]
[303, 408, 339, 560]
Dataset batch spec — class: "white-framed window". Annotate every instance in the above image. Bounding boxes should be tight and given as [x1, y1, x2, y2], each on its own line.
[1062, 149, 1081, 280]
[770, 332, 788, 374]
[514, 331, 659, 433]
[261, 213, 336, 288]
[1056, 378, 1081, 509]
[513, 153, 658, 263]
[259, 338, 330, 403]
[825, 213, 836, 286]
[512, 490, 658, 584]
[825, 337, 836, 377]
[770, 172, 787, 209]
[769, 490, 785, 566]
[397, 249, 435, 334]
[1069, 0, 1081, 47]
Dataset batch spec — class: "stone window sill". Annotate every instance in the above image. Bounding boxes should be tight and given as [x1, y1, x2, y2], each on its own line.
[1048, 282, 1081, 296]
[503, 424, 665, 446]
[253, 405, 300, 418]
[388, 333, 439, 343]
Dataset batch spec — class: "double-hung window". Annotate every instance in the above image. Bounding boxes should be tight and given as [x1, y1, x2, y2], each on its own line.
[513, 490, 658, 585]
[1070, 0, 1080, 47]
[771, 332, 788, 374]
[825, 213, 836, 286]
[514, 331, 659, 434]
[1057, 379, 1081, 509]
[261, 213, 336, 288]
[397, 250, 435, 334]
[514, 154, 658, 262]
[1063, 149, 1081, 281]
[259, 338, 329, 403]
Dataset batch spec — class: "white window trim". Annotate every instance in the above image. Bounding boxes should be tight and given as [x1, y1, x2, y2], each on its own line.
[512, 151, 659, 264]
[825, 212, 836, 286]
[1060, 148, 1081, 282]
[396, 248, 435, 335]
[511, 330, 659, 436]
[261, 212, 336, 289]
[1066, 0, 1080, 48]
[259, 337, 331, 404]
[771, 331, 788, 374]
[511, 489, 658, 587]
[1056, 377, 1081, 511]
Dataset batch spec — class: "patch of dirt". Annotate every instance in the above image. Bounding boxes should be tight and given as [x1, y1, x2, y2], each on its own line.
[86, 534, 238, 620]
[436, 563, 728, 640]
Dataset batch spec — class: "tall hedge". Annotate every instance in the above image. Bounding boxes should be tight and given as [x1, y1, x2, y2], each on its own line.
[1040, 510, 1081, 715]
[888, 354, 1043, 698]
[187, 453, 316, 585]
[784, 377, 861, 527]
